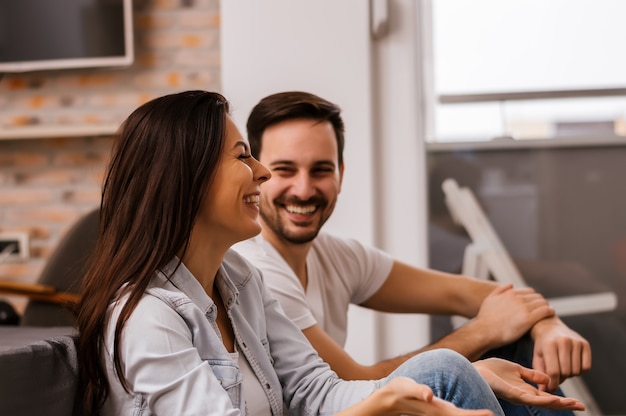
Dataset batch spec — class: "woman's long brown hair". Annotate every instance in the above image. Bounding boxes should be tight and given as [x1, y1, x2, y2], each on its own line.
[75, 91, 230, 415]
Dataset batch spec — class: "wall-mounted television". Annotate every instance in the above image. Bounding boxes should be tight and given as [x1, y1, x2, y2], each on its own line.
[0, 0, 134, 73]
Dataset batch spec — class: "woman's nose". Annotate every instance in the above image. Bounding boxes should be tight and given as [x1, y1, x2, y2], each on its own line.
[254, 158, 271, 183]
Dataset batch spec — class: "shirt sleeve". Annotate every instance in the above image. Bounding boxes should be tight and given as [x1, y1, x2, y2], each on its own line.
[107, 295, 240, 416]
[321, 234, 394, 305]
[256, 272, 378, 414]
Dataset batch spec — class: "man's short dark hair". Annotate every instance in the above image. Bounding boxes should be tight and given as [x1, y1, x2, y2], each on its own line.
[247, 91, 345, 166]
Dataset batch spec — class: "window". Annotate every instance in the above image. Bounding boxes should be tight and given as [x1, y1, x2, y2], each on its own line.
[430, 0, 626, 142]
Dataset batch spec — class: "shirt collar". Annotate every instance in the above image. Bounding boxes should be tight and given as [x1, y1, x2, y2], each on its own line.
[157, 256, 240, 313]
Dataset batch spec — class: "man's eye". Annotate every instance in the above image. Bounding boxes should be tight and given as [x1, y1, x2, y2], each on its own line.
[313, 168, 334, 174]
[272, 167, 294, 173]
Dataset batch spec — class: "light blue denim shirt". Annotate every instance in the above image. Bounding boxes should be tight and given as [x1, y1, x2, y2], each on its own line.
[102, 249, 377, 415]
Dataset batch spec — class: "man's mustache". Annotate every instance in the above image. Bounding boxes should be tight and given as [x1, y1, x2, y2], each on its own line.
[274, 195, 327, 207]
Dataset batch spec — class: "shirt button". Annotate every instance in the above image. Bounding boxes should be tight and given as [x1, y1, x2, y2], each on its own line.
[265, 383, 271, 389]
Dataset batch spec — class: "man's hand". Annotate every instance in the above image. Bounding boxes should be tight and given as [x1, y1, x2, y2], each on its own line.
[473, 284, 555, 349]
[530, 317, 591, 392]
[473, 358, 585, 411]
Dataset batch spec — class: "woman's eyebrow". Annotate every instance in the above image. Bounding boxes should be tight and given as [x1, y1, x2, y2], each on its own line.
[233, 140, 250, 152]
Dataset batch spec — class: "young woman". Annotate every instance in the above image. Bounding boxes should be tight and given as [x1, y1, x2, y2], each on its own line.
[75, 90, 515, 415]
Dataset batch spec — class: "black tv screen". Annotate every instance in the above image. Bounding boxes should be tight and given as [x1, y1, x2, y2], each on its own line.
[0, 0, 133, 72]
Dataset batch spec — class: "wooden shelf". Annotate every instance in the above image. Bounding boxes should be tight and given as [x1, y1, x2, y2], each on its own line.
[0, 123, 119, 140]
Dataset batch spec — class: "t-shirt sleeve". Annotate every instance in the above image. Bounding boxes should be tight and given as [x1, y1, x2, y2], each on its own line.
[233, 238, 317, 331]
[321, 235, 394, 305]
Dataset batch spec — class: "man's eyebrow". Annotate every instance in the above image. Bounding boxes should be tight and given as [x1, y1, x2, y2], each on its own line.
[268, 160, 336, 168]
[268, 160, 296, 166]
[314, 160, 336, 167]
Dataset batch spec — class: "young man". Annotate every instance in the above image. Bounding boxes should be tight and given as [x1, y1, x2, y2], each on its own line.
[233, 91, 591, 411]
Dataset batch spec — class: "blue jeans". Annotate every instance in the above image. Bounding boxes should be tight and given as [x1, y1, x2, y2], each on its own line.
[381, 348, 505, 416]
[482, 335, 574, 416]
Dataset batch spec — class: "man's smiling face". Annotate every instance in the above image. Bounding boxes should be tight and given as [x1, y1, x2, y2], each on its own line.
[257, 118, 343, 245]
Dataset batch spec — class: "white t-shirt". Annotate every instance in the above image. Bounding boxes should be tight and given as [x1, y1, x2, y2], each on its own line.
[231, 351, 272, 416]
[233, 232, 393, 347]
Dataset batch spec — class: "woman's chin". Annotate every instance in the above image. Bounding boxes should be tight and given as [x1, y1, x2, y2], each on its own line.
[237, 225, 262, 243]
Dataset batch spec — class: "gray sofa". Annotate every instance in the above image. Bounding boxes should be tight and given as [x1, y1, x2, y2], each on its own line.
[0, 327, 78, 416]
[0, 210, 97, 415]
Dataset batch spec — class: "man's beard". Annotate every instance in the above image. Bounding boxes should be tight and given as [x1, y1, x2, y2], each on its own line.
[260, 196, 333, 245]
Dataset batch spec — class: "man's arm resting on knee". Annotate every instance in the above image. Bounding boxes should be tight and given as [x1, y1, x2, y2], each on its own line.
[359, 261, 555, 362]
[303, 305, 553, 382]
[301, 260, 588, 383]
[302, 317, 522, 380]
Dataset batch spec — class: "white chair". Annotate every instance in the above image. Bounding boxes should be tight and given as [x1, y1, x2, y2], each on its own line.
[441, 178, 617, 416]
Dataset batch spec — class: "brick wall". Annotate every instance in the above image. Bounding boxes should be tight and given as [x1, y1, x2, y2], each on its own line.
[0, 0, 222, 313]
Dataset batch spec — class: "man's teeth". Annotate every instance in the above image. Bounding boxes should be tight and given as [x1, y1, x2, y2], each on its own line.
[286, 204, 316, 214]
[244, 195, 260, 205]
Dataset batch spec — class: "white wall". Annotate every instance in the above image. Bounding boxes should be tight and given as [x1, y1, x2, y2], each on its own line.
[221, 0, 376, 244]
[221, 0, 430, 363]
[368, 0, 431, 359]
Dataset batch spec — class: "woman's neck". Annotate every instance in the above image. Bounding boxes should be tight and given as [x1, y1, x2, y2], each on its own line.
[179, 237, 229, 298]
[182, 221, 237, 297]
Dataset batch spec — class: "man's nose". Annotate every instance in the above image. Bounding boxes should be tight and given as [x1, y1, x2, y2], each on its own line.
[290, 173, 316, 199]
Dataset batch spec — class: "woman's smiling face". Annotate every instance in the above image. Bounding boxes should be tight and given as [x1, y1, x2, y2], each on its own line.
[198, 116, 271, 247]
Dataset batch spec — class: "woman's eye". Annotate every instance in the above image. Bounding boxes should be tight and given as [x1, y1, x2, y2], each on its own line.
[239, 154, 252, 160]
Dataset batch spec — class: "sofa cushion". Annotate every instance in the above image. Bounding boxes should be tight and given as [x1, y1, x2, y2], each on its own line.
[0, 331, 79, 416]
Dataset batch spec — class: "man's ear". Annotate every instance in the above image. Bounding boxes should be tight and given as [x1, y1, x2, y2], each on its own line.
[338, 163, 345, 191]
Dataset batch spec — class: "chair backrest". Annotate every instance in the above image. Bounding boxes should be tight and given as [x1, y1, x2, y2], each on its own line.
[21, 209, 99, 326]
[442, 178, 527, 286]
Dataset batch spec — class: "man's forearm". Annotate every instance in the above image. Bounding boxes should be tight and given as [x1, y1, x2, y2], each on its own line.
[419, 321, 498, 362]
[369, 322, 496, 378]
